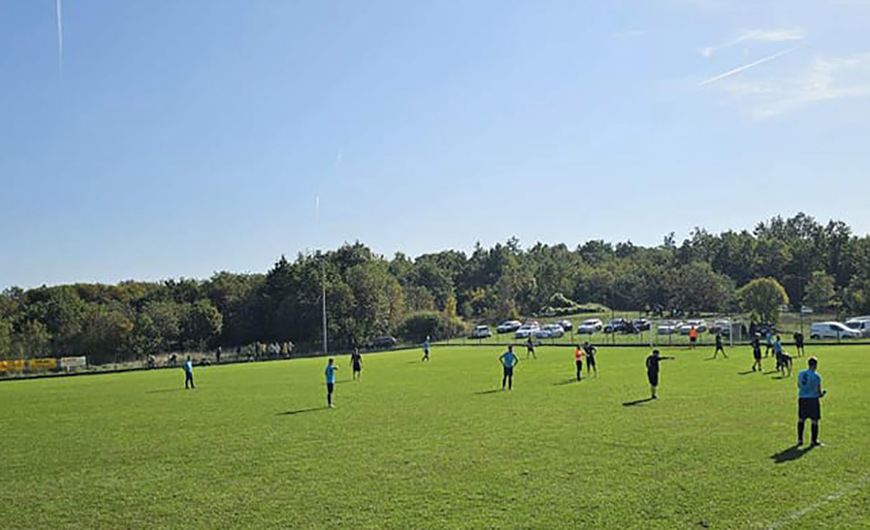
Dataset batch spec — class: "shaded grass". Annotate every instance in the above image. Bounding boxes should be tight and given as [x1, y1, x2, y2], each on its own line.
[1, 345, 869, 528]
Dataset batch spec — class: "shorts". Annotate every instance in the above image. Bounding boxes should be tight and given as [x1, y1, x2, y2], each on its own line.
[798, 398, 820, 420]
[647, 371, 659, 386]
[690, 337, 697, 343]
[575, 360, 583, 370]
[586, 355, 596, 368]
[503, 366, 514, 377]
[753, 349, 762, 360]
[327, 383, 335, 394]
[352, 362, 361, 372]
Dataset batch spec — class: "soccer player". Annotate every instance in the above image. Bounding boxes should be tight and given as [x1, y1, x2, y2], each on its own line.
[688, 327, 698, 350]
[325, 358, 338, 408]
[713, 332, 727, 359]
[422, 336, 430, 362]
[584, 342, 598, 378]
[751, 333, 762, 372]
[793, 331, 806, 357]
[183, 356, 195, 390]
[526, 336, 536, 360]
[764, 330, 773, 357]
[797, 357, 826, 446]
[773, 335, 785, 373]
[499, 345, 519, 391]
[350, 348, 362, 381]
[645, 349, 674, 399]
[574, 345, 583, 381]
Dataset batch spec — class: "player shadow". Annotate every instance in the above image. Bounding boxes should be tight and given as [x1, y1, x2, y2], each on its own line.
[622, 397, 655, 407]
[473, 389, 502, 395]
[737, 370, 756, 375]
[762, 370, 779, 375]
[770, 444, 814, 464]
[771, 375, 791, 380]
[144, 388, 185, 394]
[277, 407, 327, 416]
[553, 378, 580, 386]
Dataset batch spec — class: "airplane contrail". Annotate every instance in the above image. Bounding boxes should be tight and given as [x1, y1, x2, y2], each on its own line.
[56, 0, 64, 73]
[698, 46, 799, 87]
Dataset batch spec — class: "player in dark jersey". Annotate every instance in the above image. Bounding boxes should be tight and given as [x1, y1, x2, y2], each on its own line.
[751, 333, 762, 372]
[350, 348, 362, 381]
[583, 342, 598, 378]
[797, 357, 825, 446]
[526, 336, 536, 360]
[645, 349, 674, 399]
[793, 331, 805, 357]
[713, 332, 727, 359]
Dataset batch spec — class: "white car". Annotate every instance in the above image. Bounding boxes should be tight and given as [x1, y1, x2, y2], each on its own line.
[810, 322, 862, 340]
[515, 322, 541, 339]
[497, 320, 522, 334]
[535, 324, 565, 339]
[557, 320, 572, 331]
[657, 320, 683, 335]
[845, 316, 870, 338]
[679, 319, 707, 335]
[576, 318, 603, 334]
[470, 325, 491, 339]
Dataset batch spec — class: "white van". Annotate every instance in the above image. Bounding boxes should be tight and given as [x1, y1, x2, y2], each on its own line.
[845, 317, 870, 338]
[809, 322, 862, 340]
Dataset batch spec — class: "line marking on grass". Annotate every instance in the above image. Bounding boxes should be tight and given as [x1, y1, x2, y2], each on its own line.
[766, 473, 870, 529]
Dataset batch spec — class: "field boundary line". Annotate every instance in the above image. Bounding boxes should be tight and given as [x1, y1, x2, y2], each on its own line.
[766, 473, 870, 529]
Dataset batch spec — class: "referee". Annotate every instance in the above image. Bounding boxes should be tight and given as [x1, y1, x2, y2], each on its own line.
[797, 357, 826, 447]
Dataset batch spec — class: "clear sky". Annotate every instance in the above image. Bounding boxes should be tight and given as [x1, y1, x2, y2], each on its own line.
[2, 0, 870, 289]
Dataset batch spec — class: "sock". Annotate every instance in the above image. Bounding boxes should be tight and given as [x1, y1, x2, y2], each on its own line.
[811, 423, 819, 443]
[797, 421, 805, 442]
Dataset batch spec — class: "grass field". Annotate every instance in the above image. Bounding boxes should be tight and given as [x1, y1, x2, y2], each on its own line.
[2, 344, 869, 529]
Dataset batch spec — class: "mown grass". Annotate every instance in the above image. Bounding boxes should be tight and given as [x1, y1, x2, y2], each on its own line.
[1, 343, 868, 529]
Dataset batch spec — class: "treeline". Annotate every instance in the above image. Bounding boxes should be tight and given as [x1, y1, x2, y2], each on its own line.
[1, 213, 869, 362]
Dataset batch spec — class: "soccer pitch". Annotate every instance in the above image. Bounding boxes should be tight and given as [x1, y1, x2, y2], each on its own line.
[2, 345, 869, 529]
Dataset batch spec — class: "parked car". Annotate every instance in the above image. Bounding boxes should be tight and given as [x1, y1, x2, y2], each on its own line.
[603, 318, 630, 333]
[632, 318, 651, 332]
[577, 318, 603, 334]
[535, 323, 565, 339]
[657, 320, 683, 335]
[369, 336, 397, 349]
[845, 316, 870, 338]
[514, 322, 541, 339]
[709, 319, 731, 335]
[810, 322, 862, 340]
[749, 322, 777, 338]
[679, 319, 707, 335]
[557, 319, 572, 332]
[470, 325, 491, 339]
[497, 320, 522, 334]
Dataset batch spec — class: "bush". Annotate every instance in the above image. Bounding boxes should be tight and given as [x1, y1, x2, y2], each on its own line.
[397, 312, 464, 343]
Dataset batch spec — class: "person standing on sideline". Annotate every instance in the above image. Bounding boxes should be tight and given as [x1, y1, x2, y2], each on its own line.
[526, 336, 537, 360]
[797, 357, 826, 446]
[499, 345, 519, 391]
[216, 346, 222, 364]
[645, 350, 674, 399]
[584, 342, 598, 378]
[325, 358, 339, 408]
[713, 332, 727, 359]
[574, 345, 583, 381]
[751, 333, 763, 372]
[793, 331, 806, 357]
[350, 348, 363, 381]
[183, 356, 195, 390]
[422, 336, 430, 362]
[688, 327, 698, 350]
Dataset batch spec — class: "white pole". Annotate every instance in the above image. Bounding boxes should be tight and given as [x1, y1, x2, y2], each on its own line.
[322, 260, 328, 355]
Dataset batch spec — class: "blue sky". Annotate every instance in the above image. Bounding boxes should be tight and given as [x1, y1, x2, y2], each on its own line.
[2, 0, 870, 288]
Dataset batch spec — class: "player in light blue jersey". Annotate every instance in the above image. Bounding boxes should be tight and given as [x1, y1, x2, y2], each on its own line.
[325, 358, 339, 408]
[796, 357, 826, 446]
[499, 345, 519, 391]
[422, 337, 430, 362]
[183, 356, 195, 390]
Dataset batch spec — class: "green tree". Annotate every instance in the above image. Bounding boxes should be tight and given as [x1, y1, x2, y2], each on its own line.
[803, 270, 836, 311]
[739, 278, 790, 324]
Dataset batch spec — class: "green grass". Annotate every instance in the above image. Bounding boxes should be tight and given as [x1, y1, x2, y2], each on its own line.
[2, 344, 869, 529]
